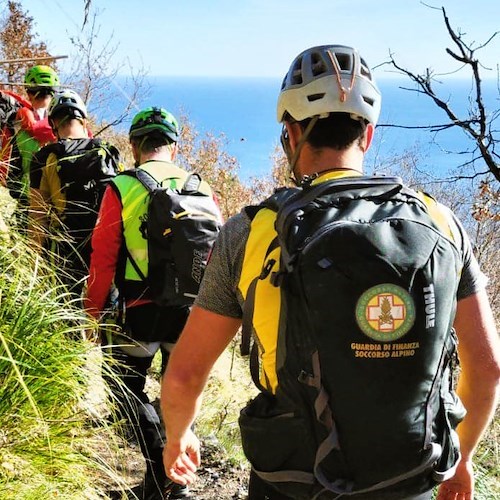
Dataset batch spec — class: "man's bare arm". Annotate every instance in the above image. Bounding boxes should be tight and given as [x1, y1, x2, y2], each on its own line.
[437, 290, 500, 499]
[161, 305, 242, 485]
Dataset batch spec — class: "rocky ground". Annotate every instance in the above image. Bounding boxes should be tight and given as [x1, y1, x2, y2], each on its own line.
[84, 348, 252, 500]
[102, 435, 249, 500]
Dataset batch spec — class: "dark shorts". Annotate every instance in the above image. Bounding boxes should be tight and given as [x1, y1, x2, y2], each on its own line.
[123, 302, 190, 344]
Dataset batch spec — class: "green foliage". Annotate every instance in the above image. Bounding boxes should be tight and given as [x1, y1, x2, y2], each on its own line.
[0, 218, 115, 499]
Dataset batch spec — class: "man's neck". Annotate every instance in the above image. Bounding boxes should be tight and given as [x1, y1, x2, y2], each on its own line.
[295, 144, 364, 181]
[57, 123, 87, 140]
[138, 152, 174, 164]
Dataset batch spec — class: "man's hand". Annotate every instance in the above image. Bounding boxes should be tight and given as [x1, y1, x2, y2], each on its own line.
[436, 459, 474, 500]
[163, 429, 201, 486]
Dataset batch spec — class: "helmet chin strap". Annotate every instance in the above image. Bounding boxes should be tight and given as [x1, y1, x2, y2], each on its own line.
[281, 116, 320, 186]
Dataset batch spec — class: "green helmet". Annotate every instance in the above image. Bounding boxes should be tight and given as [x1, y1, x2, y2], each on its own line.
[129, 107, 179, 143]
[24, 65, 60, 90]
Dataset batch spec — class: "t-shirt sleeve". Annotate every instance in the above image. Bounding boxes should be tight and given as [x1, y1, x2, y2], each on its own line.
[442, 204, 488, 300]
[195, 211, 250, 318]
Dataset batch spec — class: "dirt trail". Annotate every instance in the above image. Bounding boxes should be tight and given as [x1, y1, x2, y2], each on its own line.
[85, 349, 251, 499]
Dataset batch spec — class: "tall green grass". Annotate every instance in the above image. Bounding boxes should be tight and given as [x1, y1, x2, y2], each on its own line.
[0, 221, 123, 499]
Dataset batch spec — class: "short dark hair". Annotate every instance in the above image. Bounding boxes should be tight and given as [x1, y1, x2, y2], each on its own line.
[131, 133, 172, 153]
[50, 109, 85, 124]
[298, 113, 367, 150]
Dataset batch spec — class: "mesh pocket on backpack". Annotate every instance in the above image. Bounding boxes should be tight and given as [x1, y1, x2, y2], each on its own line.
[239, 393, 315, 473]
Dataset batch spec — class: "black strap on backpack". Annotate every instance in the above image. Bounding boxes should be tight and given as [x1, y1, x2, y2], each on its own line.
[240, 187, 299, 392]
[114, 173, 147, 284]
[124, 167, 202, 195]
[241, 175, 460, 496]
[119, 168, 205, 288]
[119, 168, 163, 284]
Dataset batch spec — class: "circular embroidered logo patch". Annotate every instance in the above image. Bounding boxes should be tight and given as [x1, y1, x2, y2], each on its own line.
[355, 284, 416, 341]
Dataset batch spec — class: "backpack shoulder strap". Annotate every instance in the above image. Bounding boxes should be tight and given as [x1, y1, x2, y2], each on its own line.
[416, 191, 455, 241]
[120, 167, 159, 192]
[38, 141, 63, 159]
[116, 168, 158, 284]
[240, 190, 291, 377]
[182, 173, 202, 193]
[243, 186, 300, 221]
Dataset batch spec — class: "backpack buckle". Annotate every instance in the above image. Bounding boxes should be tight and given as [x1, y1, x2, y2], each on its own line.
[270, 270, 287, 287]
[259, 259, 275, 280]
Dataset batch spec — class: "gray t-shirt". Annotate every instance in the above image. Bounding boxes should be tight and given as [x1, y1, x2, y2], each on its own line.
[196, 201, 487, 318]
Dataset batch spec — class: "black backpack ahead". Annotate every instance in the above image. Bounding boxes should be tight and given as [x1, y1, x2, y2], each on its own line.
[45, 138, 120, 258]
[239, 176, 465, 499]
[0, 90, 21, 130]
[122, 168, 221, 307]
[1, 90, 23, 199]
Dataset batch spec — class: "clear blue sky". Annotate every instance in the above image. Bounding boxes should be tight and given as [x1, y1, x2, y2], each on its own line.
[14, 0, 500, 79]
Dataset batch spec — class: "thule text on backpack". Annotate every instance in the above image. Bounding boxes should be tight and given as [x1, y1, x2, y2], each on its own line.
[239, 176, 465, 499]
[424, 284, 436, 328]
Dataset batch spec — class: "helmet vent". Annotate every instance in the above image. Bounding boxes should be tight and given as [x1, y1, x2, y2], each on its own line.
[307, 93, 325, 102]
[360, 58, 372, 80]
[363, 96, 375, 107]
[291, 57, 304, 85]
[335, 53, 352, 72]
[311, 53, 328, 76]
[280, 76, 287, 91]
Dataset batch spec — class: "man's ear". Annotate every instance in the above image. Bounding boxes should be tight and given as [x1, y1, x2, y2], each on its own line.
[171, 143, 178, 160]
[286, 121, 303, 151]
[130, 140, 139, 162]
[49, 118, 59, 138]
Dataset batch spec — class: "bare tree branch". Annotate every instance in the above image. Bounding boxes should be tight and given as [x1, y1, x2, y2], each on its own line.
[387, 7, 500, 182]
[67, 10, 148, 136]
[83, 0, 92, 28]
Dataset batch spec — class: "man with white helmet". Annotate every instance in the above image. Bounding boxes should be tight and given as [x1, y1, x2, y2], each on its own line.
[29, 89, 120, 297]
[160, 45, 499, 499]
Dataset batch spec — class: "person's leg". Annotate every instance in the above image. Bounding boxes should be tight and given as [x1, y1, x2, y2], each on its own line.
[102, 335, 167, 498]
[108, 304, 189, 498]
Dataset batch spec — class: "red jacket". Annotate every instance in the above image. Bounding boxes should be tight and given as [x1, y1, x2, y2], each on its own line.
[85, 185, 126, 318]
[16, 106, 56, 145]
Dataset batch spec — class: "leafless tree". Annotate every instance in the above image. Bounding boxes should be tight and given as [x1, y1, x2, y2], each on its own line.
[382, 5, 499, 183]
[66, 9, 148, 136]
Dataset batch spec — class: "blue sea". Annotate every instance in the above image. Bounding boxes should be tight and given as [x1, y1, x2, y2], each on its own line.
[102, 76, 498, 182]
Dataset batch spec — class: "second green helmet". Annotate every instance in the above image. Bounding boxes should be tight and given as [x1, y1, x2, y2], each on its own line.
[24, 65, 60, 89]
[129, 107, 179, 143]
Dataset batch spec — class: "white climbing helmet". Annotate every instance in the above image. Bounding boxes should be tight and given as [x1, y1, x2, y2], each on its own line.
[277, 45, 381, 126]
